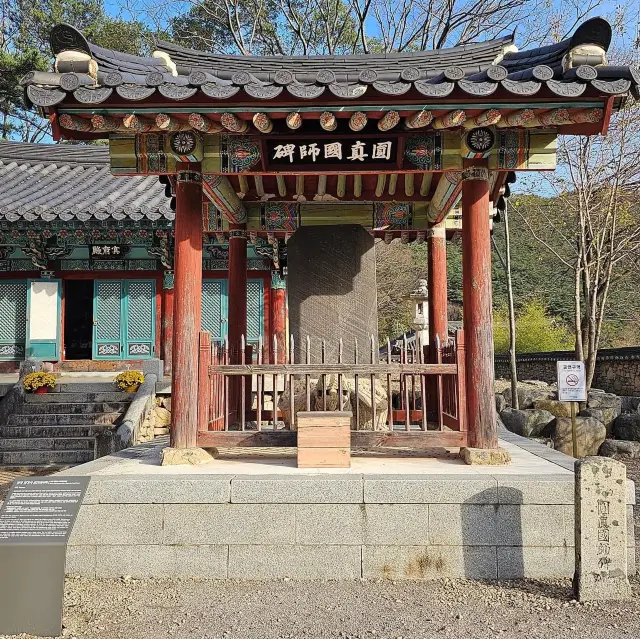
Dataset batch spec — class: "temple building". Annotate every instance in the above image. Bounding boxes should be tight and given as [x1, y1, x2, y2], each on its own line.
[0, 142, 276, 373]
[16, 17, 640, 455]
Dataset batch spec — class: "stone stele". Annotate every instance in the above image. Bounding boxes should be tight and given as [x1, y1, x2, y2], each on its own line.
[573, 456, 631, 601]
[287, 225, 378, 364]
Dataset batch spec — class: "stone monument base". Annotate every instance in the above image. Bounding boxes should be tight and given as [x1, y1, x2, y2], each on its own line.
[161, 447, 214, 466]
[460, 447, 512, 465]
[56, 436, 635, 580]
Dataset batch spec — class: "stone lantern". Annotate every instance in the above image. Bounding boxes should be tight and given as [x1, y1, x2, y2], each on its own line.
[408, 279, 429, 348]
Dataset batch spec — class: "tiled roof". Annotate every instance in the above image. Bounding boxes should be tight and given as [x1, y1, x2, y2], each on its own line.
[0, 142, 173, 222]
[21, 17, 639, 107]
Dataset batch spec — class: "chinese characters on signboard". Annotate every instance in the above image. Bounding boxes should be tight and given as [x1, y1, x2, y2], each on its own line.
[557, 360, 587, 402]
[90, 245, 127, 259]
[267, 138, 398, 167]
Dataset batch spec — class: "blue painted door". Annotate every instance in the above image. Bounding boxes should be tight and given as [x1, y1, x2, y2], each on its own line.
[201, 279, 263, 344]
[26, 279, 61, 360]
[93, 280, 155, 359]
[93, 280, 124, 359]
[246, 279, 263, 344]
[0, 280, 27, 360]
[202, 279, 227, 343]
[124, 280, 156, 359]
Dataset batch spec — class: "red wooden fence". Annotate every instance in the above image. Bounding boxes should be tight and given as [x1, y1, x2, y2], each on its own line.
[196, 330, 468, 451]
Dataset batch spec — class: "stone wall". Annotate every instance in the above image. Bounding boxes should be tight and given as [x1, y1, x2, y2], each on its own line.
[60, 468, 636, 580]
[495, 347, 640, 395]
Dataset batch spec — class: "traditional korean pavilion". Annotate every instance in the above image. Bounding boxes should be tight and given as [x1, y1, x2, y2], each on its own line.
[18, 17, 639, 455]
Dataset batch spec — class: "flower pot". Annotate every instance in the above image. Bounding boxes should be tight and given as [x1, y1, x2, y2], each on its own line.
[125, 385, 140, 393]
[34, 386, 49, 395]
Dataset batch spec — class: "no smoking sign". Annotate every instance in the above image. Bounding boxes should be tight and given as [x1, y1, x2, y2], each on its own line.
[557, 361, 587, 401]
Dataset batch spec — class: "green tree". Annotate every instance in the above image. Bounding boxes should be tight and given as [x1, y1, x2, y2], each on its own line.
[1, 0, 151, 140]
[494, 299, 573, 354]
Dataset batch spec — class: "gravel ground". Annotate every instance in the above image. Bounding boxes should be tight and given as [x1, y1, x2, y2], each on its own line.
[0, 467, 56, 502]
[1, 577, 639, 639]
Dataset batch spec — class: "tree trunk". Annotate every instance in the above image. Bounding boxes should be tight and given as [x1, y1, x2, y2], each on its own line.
[574, 263, 584, 362]
[503, 205, 519, 409]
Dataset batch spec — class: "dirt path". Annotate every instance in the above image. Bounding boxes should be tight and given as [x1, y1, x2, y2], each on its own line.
[1, 577, 639, 639]
[0, 467, 56, 503]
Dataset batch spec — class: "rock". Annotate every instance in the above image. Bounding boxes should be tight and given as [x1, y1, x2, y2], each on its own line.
[612, 413, 640, 442]
[528, 437, 554, 449]
[585, 392, 621, 434]
[278, 378, 315, 429]
[161, 397, 172, 411]
[348, 378, 388, 431]
[161, 447, 213, 466]
[599, 439, 640, 459]
[522, 379, 551, 388]
[146, 410, 157, 429]
[495, 393, 507, 414]
[460, 447, 511, 465]
[154, 427, 170, 436]
[505, 388, 554, 410]
[500, 407, 555, 437]
[580, 408, 619, 437]
[547, 416, 606, 457]
[155, 406, 171, 427]
[533, 399, 573, 418]
[620, 396, 640, 413]
[314, 375, 352, 413]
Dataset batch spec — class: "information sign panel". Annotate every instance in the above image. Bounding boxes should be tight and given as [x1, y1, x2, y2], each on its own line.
[0, 477, 89, 637]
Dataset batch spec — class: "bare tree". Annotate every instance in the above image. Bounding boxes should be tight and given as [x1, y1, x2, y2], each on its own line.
[515, 98, 640, 390]
[129, 0, 610, 56]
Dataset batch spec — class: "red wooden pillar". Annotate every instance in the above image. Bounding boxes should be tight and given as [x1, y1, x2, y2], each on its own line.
[427, 220, 448, 413]
[170, 164, 202, 449]
[271, 271, 287, 363]
[162, 273, 174, 377]
[227, 223, 248, 358]
[461, 164, 498, 449]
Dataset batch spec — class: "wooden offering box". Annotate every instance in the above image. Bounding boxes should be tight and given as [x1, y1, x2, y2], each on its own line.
[297, 412, 352, 468]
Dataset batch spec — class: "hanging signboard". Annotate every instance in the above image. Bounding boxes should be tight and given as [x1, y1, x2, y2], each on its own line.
[266, 137, 399, 168]
[557, 361, 587, 402]
[90, 244, 129, 259]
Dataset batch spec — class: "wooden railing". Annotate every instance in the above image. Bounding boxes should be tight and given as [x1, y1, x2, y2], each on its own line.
[196, 330, 468, 451]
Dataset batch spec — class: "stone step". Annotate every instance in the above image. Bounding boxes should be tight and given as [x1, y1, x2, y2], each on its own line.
[58, 382, 126, 393]
[0, 449, 94, 466]
[8, 412, 122, 426]
[19, 402, 130, 415]
[0, 437, 95, 451]
[24, 392, 131, 404]
[2, 425, 109, 438]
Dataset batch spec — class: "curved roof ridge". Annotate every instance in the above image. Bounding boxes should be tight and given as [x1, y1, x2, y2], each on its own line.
[155, 33, 515, 62]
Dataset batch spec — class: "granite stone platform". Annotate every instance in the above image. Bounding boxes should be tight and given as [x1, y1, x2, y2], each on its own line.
[55, 432, 636, 580]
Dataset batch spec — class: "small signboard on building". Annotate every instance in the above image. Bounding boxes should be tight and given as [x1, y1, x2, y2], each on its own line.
[557, 360, 587, 402]
[90, 244, 128, 258]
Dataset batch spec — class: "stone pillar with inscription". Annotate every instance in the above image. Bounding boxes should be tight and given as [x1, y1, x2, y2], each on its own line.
[287, 225, 378, 364]
[574, 457, 632, 601]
